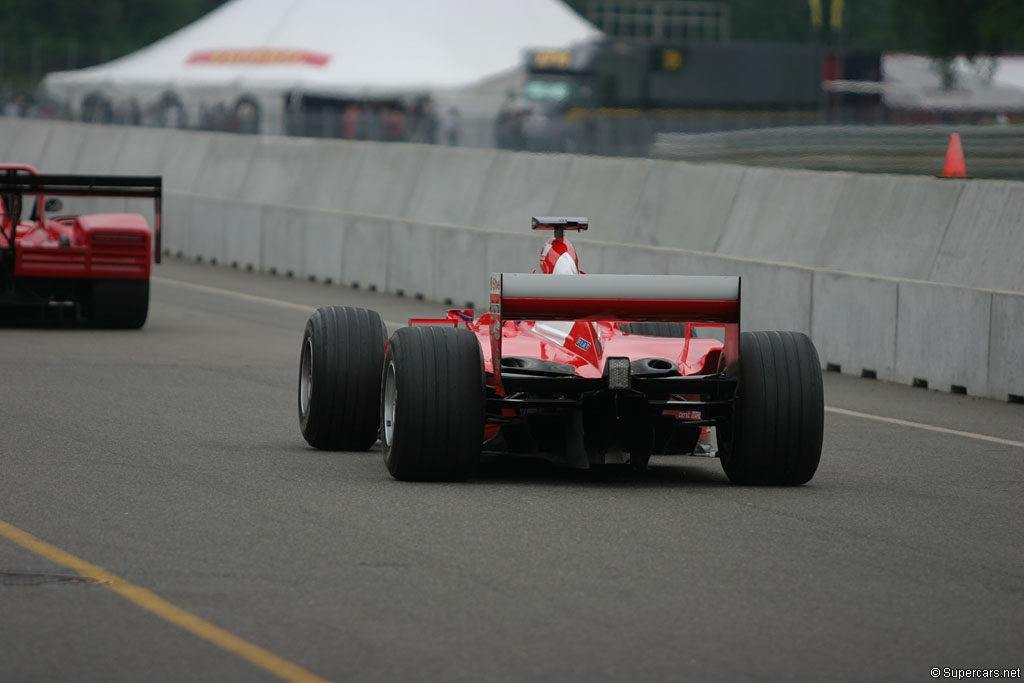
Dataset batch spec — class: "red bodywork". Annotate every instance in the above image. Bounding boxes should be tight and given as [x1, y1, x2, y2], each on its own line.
[408, 218, 740, 461]
[0, 164, 162, 321]
[0, 164, 159, 281]
[11, 211, 153, 280]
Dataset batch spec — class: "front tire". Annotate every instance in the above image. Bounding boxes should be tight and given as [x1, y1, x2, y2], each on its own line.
[299, 306, 387, 450]
[719, 331, 824, 485]
[381, 326, 484, 481]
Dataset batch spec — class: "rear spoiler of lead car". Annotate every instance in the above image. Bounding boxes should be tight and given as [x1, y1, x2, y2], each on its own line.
[489, 273, 741, 392]
[0, 174, 163, 263]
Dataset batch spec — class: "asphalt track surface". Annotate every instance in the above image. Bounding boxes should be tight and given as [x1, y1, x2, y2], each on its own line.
[2, 259, 1021, 683]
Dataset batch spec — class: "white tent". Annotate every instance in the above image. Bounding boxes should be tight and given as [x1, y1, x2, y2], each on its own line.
[43, 0, 599, 133]
[881, 53, 1024, 113]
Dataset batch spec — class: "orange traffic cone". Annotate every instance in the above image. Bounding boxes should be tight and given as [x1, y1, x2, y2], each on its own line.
[940, 133, 968, 178]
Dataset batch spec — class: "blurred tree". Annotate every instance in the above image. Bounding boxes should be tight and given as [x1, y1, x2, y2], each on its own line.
[565, 0, 901, 48]
[0, 0, 228, 89]
[565, 0, 1024, 54]
[892, 0, 1024, 86]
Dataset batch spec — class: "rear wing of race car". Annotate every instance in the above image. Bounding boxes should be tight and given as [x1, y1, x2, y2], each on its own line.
[489, 272, 741, 393]
[531, 216, 588, 238]
[0, 173, 163, 263]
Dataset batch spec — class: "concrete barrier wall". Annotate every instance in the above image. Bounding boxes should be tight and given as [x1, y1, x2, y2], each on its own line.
[3, 119, 1022, 402]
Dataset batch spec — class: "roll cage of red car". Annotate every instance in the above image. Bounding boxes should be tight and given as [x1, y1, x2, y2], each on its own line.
[0, 166, 163, 267]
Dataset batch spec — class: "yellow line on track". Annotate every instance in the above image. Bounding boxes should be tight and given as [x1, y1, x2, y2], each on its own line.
[0, 519, 331, 683]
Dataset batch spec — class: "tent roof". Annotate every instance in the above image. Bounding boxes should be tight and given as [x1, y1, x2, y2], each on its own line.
[44, 0, 600, 102]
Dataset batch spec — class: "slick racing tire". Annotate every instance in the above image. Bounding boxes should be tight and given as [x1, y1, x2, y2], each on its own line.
[719, 331, 824, 485]
[92, 279, 149, 329]
[381, 326, 484, 481]
[299, 306, 387, 450]
[620, 322, 692, 338]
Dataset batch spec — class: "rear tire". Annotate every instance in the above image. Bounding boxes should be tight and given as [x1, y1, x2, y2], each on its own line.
[93, 279, 149, 329]
[381, 326, 484, 481]
[719, 331, 824, 485]
[299, 306, 387, 450]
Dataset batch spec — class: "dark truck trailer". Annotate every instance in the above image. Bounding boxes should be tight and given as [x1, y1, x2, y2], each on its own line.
[526, 40, 828, 111]
[519, 41, 880, 154]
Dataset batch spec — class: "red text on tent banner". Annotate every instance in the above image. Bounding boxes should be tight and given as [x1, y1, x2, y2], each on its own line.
[187, 49, 330, 67]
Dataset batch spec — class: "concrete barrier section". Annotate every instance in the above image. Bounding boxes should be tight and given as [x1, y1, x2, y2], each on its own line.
[632, 160, 746, 251]
[71, 126, 130, 174]
[403, 146, 499, 226]
[3, 119, 55, 165]
[186, 196, 229, 263]
[259, 205, 305, 275]
[191, 135, 262, 200]
[340, 216, 390, 291]
[5, 119, 1023, 401]
[547, 155, 652, 245]
[343, 143, 429, 218]
[819, 174, 964, 280]
[159, 192, 193, 255]
[895, 282, 992, 395]
[734, 261, 813, 335]
[431, 226, 492, 308]
[468, 152, 574, 232]
[299, 212, 345, 285]
[109, 126, 170, 175]
[812, 271, 898, 378]
[987, 293, 1024, 402]
[666, 251, 813, 334]
[36, 122, 87, 172]
[302, 141, 374, 210]
[717, 166, 846, 265]
[590, 242, 671, 275]
[385, 220, 437, 300]
[240, 136, 324, 205]
[157, 130, 219, 193]
[225, 203, 264, 270]
[930, 181, 1024, 293]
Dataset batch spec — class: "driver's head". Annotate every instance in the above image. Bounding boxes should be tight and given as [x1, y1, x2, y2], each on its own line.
[539, 237, 579, 274]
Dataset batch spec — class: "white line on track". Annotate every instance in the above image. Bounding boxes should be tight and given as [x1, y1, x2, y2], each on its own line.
[824, 406, 1024, 450]
[155, 276, 1024, 450]
[152, 276, 405, 330]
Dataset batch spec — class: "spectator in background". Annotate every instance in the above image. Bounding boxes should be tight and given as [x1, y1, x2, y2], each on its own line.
[382, 106, 407, 142]
[342, 103, 362, 139]
[362, 104, 381, 141]
[114, 100, 129, 124]
[162, 100, 181, 128]
[4, 95, 26, 117]
[236, 100, 258, 134]
[128, 98, 142, 126]
[411, 98, 439, 144]
[445, 107, 461, 146]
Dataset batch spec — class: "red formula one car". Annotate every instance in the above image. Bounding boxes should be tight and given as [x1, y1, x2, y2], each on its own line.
[0, 164, 162, 328]
[298, 217, 824, 485]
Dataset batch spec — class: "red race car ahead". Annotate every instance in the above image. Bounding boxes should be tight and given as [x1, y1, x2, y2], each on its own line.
[0, 164, 162, 328]
[298, 217, 824, 485]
